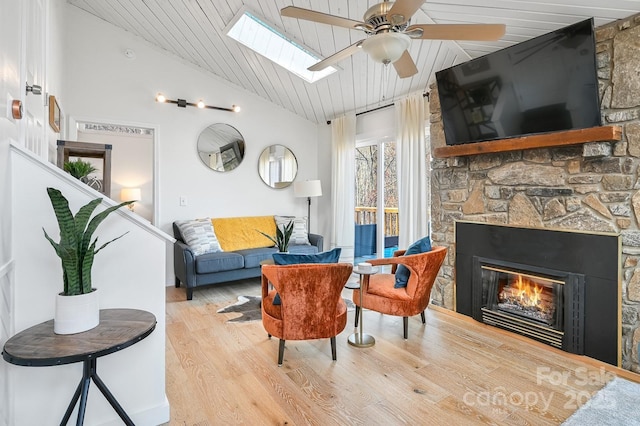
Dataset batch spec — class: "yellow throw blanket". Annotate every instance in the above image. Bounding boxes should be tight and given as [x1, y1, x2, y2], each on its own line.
[212, 216, 276, 252]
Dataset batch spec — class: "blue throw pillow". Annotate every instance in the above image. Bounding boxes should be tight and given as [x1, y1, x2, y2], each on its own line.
[270, 248, 342, 304]
[394, 236, 432, 288]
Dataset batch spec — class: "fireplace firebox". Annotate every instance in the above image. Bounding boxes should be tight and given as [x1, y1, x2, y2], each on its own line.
[472, 258, 585, 354]
[455, 222, 620, 366]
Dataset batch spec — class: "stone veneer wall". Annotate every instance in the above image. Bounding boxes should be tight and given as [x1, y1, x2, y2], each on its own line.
[429, 13, 640, 372]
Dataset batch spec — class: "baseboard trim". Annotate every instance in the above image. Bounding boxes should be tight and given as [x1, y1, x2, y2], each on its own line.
[99, 396, 170, 426]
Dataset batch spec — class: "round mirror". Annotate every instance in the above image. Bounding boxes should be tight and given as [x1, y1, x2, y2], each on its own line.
[197, 123, 245, 172]
[258, 145, 298, 188]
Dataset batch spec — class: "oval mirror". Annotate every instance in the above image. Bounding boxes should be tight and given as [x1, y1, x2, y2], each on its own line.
[258, 145, 298, 188]
[197, 123, 245, 172]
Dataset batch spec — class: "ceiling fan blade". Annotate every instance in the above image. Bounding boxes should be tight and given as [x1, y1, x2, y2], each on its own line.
[393, 50, 418, 78]
[308, 41, 363, 72]
[387, 0, 425, 26]
[281, 6, 367, 30]
[407, 23, 506, 41]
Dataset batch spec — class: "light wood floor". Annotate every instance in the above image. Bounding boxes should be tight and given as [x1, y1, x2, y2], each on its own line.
[165, 279, 639, 425]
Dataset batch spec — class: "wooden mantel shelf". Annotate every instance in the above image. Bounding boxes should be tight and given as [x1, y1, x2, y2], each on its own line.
[433, 126, 622, 158]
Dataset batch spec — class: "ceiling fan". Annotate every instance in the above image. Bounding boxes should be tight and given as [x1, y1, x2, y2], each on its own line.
[281, 0, 506, 78]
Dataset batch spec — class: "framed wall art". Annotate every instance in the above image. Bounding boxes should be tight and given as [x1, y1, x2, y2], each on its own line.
[49, 95, 61, 133]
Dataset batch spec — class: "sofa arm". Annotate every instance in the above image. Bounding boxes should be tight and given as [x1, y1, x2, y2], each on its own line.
[309, 233, 323, 252]
[174, 241, 196, 289]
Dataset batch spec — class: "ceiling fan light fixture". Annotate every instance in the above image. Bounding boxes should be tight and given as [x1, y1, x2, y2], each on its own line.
[361, 32, 410, 64]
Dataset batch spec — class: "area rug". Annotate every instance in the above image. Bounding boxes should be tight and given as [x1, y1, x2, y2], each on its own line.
[217, 296, 356, 323]
[562, 377, 640, 425]
[217, 296, 262, 323]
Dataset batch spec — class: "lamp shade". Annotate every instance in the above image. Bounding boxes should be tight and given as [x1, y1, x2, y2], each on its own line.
[120, 187, 141, 202]
[361, 32, 410, 64]
[294, 180, 322, 198]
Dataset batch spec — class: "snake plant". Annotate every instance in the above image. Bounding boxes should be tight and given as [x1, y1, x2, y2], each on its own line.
[43, 187, 133, 296]
[258, 220, 294, 252]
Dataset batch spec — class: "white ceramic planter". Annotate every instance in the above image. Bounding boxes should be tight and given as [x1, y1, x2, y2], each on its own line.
[54, 289, 100, 334]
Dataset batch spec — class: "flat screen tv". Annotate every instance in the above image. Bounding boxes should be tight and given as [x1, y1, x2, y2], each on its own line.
[436, 18, 601, 146]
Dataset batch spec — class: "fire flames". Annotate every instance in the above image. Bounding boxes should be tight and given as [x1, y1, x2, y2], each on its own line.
[496, 272, 556, 324]
[502, 275, 545, 310]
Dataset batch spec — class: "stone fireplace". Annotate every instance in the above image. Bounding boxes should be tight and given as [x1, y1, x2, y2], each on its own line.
[428, 13, 640, 372]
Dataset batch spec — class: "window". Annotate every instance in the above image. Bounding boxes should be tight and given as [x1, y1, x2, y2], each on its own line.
[226, 10, 336, 83]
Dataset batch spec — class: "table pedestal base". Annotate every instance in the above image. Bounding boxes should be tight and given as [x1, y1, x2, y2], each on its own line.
[61, 358, 134, 426]
[348, 333, 375, 348]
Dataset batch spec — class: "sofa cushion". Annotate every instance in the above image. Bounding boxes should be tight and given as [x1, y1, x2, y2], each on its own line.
[236, 247, 277, 269]
[175, 218, 222, 256]
[275, 215, 310, 245]
[395, 236, 432, 288]
[212, 216, 276, 251]
[196, 252, 244, 274]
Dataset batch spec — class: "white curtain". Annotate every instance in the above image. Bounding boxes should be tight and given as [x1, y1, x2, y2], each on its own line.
[395, 92, 430, 248]
[330, 113, 356, 263]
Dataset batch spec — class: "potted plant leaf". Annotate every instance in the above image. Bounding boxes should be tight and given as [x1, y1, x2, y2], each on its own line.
[43, 187, 133, 334]
[258, 220, 294, 253]
[63, 158, 98, 180]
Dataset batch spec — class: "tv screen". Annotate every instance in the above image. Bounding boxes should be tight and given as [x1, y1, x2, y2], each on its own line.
[436, 18, 601, 146]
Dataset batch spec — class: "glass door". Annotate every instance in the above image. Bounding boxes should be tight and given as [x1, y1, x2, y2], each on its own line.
[354, 139, 398, 264]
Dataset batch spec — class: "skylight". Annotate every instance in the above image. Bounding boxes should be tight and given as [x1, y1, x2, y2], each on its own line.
[227, 10, 336, 83]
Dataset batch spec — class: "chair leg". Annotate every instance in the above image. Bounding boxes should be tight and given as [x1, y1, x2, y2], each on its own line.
[186, 287, 193, 301]
[421, 311, 426, 324]
[403, 317, 408, 339]
[278, 340, 285, 366]
[174, 277, 181, 288]
[267, 334, 271, 339]
[330, 337, 337, 361]
[355, 306, 360, 328]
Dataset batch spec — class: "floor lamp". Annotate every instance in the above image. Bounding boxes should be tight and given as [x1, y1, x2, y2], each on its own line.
[294, 180, 322, 232]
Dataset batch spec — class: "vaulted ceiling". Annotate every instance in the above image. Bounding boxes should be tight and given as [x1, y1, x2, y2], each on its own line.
[67, 1, 638, 124]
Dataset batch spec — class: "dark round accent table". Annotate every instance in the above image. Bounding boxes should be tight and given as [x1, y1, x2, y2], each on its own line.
[2, 308, 156, 425]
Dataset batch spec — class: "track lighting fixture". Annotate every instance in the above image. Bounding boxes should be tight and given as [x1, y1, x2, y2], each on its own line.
[155, 93, 240, 112]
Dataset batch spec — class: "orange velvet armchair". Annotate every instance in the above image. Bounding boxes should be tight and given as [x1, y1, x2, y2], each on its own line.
[261, 263, 354, 366]
[353, 246, 447, 339]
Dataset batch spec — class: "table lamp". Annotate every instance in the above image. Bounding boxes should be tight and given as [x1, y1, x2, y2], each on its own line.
[120, 187, 141, 212]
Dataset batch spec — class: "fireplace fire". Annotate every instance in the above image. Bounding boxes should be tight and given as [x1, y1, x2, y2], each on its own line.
[494, 268, 560, 325]
[479, 264, 567, 349]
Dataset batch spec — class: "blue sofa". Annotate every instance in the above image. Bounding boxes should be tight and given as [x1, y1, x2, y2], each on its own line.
[173, 220, 323, 300]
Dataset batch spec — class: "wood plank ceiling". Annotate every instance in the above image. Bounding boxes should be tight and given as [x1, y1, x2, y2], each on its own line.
[67, 0, 639, 124]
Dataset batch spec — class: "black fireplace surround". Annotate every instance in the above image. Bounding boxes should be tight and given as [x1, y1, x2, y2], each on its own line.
[455, 222, 620, 366]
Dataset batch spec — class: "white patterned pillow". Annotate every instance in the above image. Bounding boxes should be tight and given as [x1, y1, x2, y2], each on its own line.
[275, 215, 310, 245]
[175, 218, 223, 255]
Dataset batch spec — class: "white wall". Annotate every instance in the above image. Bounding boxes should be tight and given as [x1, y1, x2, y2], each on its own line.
[10, 145, 170, 425]
[0, 21, 20, 426]
[1, 0, 37, 424]
[0, 0, 22, 277]
[61, 4, 324, 283]
[1, 1, 170, 424]
[76, 128, 155, 223]
[46, 0, 67, 160]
